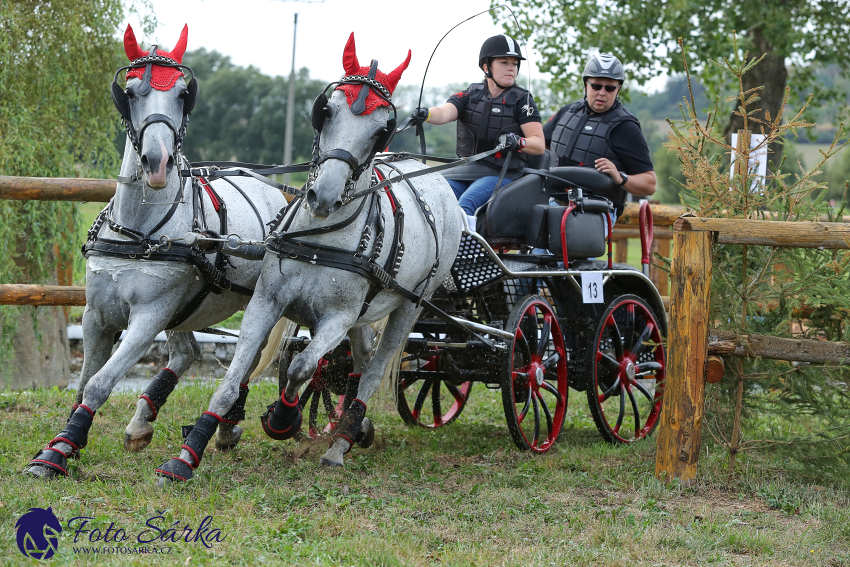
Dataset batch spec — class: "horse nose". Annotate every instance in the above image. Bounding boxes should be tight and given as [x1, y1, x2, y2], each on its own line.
[140, 133, 174, 188]
[306, 187, 342, 219]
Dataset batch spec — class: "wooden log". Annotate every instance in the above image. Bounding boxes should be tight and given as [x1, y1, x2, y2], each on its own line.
[0, 285, 86, 306]
[648, 236, 663, 294]
[707, 330, 850, 365]
[0, 176, 115, 202]
[674, 216, 850, 249]
[610, 228, 674, 240]
[619, 202, 684, 228]
[656, 237, 671, 296]
[615, 238, 629, 264]
[655, 230, 712, 484]
[705, 355, 726, 383]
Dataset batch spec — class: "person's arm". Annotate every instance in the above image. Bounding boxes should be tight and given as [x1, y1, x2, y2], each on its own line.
[424, 102, 459, 125]
[593, 158, 657, 197]
[518, 121, 545, 155]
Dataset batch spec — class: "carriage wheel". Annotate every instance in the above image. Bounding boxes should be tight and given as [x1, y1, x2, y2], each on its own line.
[586, 294, 666, 443]
[501, 295, 568, 453]
[278, 342, 353, 438]
[396, 351, 472, 428]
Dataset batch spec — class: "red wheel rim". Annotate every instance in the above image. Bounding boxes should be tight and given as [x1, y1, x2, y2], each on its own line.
[398, 351, 472, 428]
[591, 298, 665, 443]
[505, 299, 568, 453]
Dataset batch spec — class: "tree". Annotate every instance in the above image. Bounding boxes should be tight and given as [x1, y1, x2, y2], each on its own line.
[0, 1, 137, 387]
[493, 0, 850, 162]
[176, 49, 326, 170]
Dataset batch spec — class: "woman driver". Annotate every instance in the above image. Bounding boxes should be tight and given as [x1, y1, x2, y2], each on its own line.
[409, 35, 545, 232]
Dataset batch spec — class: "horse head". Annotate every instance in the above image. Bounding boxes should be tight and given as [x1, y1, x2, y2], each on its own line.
[112, 24, 199, 189]
[306, 33, 410, 219]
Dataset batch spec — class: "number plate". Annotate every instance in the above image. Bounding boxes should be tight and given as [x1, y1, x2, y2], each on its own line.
[581, 272, 604, 304]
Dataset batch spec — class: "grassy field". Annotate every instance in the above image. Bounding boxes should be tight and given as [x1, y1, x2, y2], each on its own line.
[2, 381, 848, 566]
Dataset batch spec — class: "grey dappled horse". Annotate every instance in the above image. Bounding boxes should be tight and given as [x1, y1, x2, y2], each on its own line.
[154, 35, 464, 483]
[25, 25, 288, 480]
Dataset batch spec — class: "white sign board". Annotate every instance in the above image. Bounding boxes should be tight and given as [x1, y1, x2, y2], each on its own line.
[581, 272, 605, 304]
[730, 133, 768, 191]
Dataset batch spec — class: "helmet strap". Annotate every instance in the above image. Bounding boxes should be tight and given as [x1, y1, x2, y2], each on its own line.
[484, 58, 514, 91]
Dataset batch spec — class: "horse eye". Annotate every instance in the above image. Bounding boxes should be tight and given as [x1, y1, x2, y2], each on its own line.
[125, 88, 136, 99]
[179, 89, 189, 99]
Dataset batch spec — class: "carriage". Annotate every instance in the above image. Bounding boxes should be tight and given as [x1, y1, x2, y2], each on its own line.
[284, 152, 667, 453]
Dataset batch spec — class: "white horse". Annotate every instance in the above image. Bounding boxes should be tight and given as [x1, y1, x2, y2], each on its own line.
[155, 34, 464, 483]
[25, 24, 288, 479]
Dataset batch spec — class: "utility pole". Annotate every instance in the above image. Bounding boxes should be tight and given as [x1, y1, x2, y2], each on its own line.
[283, 13, 298, 185]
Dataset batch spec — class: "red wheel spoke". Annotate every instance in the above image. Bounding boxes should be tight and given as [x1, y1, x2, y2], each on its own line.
[412, 380, 432, 418]
[431, 381, 443, 424]
[614, 388, 626, 432]
[537, 315, 552, 358]
[597, 350, 620, 371]
[531, 392, 541, 447]
[601, 376, 621, 400]
[626, 383, 641, 438]
[538, 391, 554, 437]
[541, 352, 560, 370]
[623, 303, 636, 349]
[445, 382, 464, 402]
[631, 322, 655, 357]
[517, 383, 532, 424]
[636, 361, 663, 374]
[632, 378, 654, 403]
[605, 314, 624, 358]
[541, 380, 564, 405]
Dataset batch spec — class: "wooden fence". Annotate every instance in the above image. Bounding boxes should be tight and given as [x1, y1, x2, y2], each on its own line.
[0, 176, 686, 307]
[654, 215, 850, 484]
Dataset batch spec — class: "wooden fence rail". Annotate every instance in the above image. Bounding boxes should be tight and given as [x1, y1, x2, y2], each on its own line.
[655, 216, 850, 484]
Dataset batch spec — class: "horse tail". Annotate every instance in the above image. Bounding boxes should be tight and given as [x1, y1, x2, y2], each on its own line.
[381, 317, 418, 404]
[248, 317, 297, 381]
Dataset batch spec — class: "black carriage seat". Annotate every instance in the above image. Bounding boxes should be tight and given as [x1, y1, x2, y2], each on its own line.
[473, 150, 552, 245]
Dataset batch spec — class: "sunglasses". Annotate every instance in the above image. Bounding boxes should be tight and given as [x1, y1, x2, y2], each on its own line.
[587, 82, 619, 93]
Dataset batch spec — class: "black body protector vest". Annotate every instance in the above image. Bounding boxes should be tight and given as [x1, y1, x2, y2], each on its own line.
[549, 100, 640, 208]
[456, 83, 532, 172]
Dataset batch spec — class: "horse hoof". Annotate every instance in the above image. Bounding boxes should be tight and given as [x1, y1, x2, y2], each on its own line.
[319, 448, 345, 468]
[215, 425, 243, 451]
[22, 465, 62, 480]
[124, 425, 154, 453]
[356, 417, 375, 449]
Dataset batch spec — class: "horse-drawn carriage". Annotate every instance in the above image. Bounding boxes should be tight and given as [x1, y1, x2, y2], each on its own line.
[25, 28, 666, 482]
[286, 152, 667, 453]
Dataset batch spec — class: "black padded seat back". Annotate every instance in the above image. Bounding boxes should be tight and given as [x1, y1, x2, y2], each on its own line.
[547, 205, 606, 258]
[525, 149, 551, 171]
[480, 174, 547, 239]
[543, 165, 613, 196]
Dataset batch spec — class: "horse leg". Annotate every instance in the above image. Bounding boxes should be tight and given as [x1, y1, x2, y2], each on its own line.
[72, 306, 119, 428]
[321, 304, 419, 467]
[339, 325, 379, 449]
[215, 343, 266, 451]
[260, 313, 355, 441]
[156, 296, 285, 484]
[25, 310, 169, 479]
[124, 331, 200, 452]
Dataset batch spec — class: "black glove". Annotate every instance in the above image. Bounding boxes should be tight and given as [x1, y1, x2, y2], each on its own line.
[410, 107, 430, 124]
[500, 132, 524, 152]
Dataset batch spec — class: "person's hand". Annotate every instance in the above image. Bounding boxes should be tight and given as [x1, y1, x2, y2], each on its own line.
[594, 158, 623, 184]
[411, 107, 430, 124]
[500, 132, 525, 152]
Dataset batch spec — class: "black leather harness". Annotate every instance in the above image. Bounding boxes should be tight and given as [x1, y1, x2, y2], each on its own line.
[83, 174, 258, 330]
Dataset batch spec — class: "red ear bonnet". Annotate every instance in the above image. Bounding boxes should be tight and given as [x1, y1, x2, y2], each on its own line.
[124, 24, 188, 91]
[336, 33, 411, 114]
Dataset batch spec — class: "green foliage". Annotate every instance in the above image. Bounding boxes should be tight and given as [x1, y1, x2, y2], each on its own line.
[669, 37, 850, 482]
[492, 0, 850, 114]
[0, 1, 140, 358]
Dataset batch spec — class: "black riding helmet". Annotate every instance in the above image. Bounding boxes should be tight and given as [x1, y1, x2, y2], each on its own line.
[478, 35, 525, 89]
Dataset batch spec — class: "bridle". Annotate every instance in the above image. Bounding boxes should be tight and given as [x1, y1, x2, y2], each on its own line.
[308, 60, 397, 204]
[110, 49, 199, 156]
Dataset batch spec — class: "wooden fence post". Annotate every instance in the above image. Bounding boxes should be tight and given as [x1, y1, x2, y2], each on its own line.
[655, 229, 713, 484]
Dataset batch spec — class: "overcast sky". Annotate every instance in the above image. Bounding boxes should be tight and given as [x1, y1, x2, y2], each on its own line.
[121, 0, 552, 89]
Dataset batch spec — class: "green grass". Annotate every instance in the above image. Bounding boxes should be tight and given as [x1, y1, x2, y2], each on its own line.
[2, 383, 848, 566]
